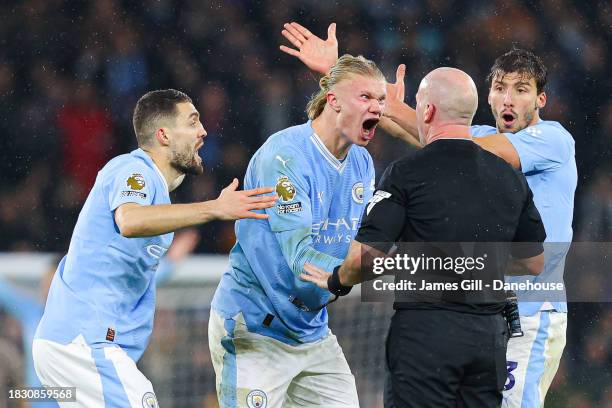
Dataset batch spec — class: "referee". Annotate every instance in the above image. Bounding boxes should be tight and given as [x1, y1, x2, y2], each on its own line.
[302, 67, 546, 408]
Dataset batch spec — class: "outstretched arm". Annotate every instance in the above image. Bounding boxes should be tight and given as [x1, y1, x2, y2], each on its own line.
[115, 179, 277, 237]
[380, 64, 421, 147]
[280, 22, 421, 147]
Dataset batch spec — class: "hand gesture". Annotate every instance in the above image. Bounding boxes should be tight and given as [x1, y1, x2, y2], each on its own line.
[280, 22, 338, 75]
[300, 263, 332, 290]
[384, 64, 406, 117]
[214, 179, 277, 221]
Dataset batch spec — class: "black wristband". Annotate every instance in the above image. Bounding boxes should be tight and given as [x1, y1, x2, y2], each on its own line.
[327, 265, 352, 296]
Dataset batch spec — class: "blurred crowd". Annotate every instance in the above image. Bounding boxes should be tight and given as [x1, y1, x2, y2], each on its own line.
[0, 0, 610, 252]
[0, 0, 610, 406]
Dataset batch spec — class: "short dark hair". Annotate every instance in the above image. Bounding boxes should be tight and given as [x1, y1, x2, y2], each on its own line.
[487, 49, 547, 94]
[132, 89, 192, 147]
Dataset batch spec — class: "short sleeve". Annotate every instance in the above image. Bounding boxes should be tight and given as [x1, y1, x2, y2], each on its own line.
[511, 182, 546, 259]
[259, 148, 312, 233]
[470, 125, 497, 138]
[107, 164, 156, 211]
[356, 162, 407, 250]
[504, 121, 573, 173]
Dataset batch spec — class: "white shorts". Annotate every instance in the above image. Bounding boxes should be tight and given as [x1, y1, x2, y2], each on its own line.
[32, 335, 158, 408]
[208, 310, 359, 408]
[502, 311, 567, 408]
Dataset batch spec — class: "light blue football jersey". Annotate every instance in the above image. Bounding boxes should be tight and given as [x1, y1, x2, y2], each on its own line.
[211, 121, 375, 345]
[471, 120, 577, 315]
[35, 149, 173, 361]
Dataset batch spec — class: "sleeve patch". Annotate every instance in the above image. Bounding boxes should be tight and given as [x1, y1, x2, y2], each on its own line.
[276, 175, 297, 202]
[366, 190, 392, 215]
[126, 173, 146, 190]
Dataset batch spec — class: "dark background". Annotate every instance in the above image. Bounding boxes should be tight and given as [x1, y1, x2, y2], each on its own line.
[0, 1, 609, 406]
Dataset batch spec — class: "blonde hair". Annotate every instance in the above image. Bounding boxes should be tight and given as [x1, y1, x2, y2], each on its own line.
[306, 54, 385, 120]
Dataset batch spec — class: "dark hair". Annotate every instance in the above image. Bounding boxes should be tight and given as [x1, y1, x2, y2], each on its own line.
[132, 89, 192, 147]
[487, 49, 547, 94]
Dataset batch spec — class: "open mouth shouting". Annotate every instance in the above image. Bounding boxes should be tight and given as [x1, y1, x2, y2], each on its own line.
[500, 110, 517, 129]
[194, 141, 204, 163]
[361, 118, 380, 141]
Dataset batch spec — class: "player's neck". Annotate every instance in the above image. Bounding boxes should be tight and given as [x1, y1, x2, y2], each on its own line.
[312, 115, 352, 160]
[142, 148, 182, 191]
[425, 124, 471, 145]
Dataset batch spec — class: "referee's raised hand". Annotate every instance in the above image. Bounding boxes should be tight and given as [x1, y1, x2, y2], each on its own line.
[300, 263, 332, 290]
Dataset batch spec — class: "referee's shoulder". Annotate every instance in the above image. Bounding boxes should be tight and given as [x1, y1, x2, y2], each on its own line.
[389, 148, 428, 170]
[473, 143, 531, 192]
[378, 152, 423, 182]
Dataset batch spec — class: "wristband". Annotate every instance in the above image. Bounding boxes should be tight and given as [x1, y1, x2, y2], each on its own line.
[327, 265, 352, 296]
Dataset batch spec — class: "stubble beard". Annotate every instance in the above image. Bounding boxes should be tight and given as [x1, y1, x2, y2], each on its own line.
[171, 147, 204, 176]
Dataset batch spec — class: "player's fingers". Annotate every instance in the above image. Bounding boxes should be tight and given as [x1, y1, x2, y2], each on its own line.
[299, 273, 316, 282]
[247, 201, 276, 210]
[327, 22, 336, 41]
[243, 211, 269, 220]
[224, 178, 239, 191]
[396, 64, 406, 84]
[247, 196, 278, 206]
[285, 22, 308, 43]
[279, 45, 300, 57]
[282, 29, 302, 48]
[242, 186, 275, 196]
[291, 22, 313, 39]
[303, 262, 325, 276]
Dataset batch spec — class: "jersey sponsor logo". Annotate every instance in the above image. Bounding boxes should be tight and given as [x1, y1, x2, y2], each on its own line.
[366, 190, 392, 215]
[120, 190, 147, 199]
[276, 175, 296, 202]
[142, 392, 158, 408]
[278, 202, 302, 214]
[352, 182, 364, 204]
[246, 390, 267, 408]
[313, 217, 360, 244]
[146, 244, 168, 259]
[127, 173, 146, 190]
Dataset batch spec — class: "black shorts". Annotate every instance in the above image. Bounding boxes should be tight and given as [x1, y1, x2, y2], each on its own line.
[384, 308, 508, 408]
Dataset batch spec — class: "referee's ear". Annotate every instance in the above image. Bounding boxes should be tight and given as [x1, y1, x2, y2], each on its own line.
[424, 103, 436, 123]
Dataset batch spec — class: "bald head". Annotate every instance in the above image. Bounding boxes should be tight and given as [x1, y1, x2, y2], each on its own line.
[418, 67, 478, 124]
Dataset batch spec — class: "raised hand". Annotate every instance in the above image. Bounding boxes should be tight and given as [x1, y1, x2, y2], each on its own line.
[280, 22, 338, 75]
[213, 179, 277, 221]
[300, 263, 332, 290]
[385, 64, 407, 116]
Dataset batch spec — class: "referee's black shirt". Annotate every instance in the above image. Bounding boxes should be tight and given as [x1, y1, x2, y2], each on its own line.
[355, 139, 545, 313]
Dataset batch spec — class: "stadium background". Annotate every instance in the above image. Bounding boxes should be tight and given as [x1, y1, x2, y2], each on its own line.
[0, 0, 610, 407]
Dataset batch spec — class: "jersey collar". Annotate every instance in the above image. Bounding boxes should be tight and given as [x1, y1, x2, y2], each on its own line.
[310, 132, 349, 173]
[133, 148, 169, 192]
